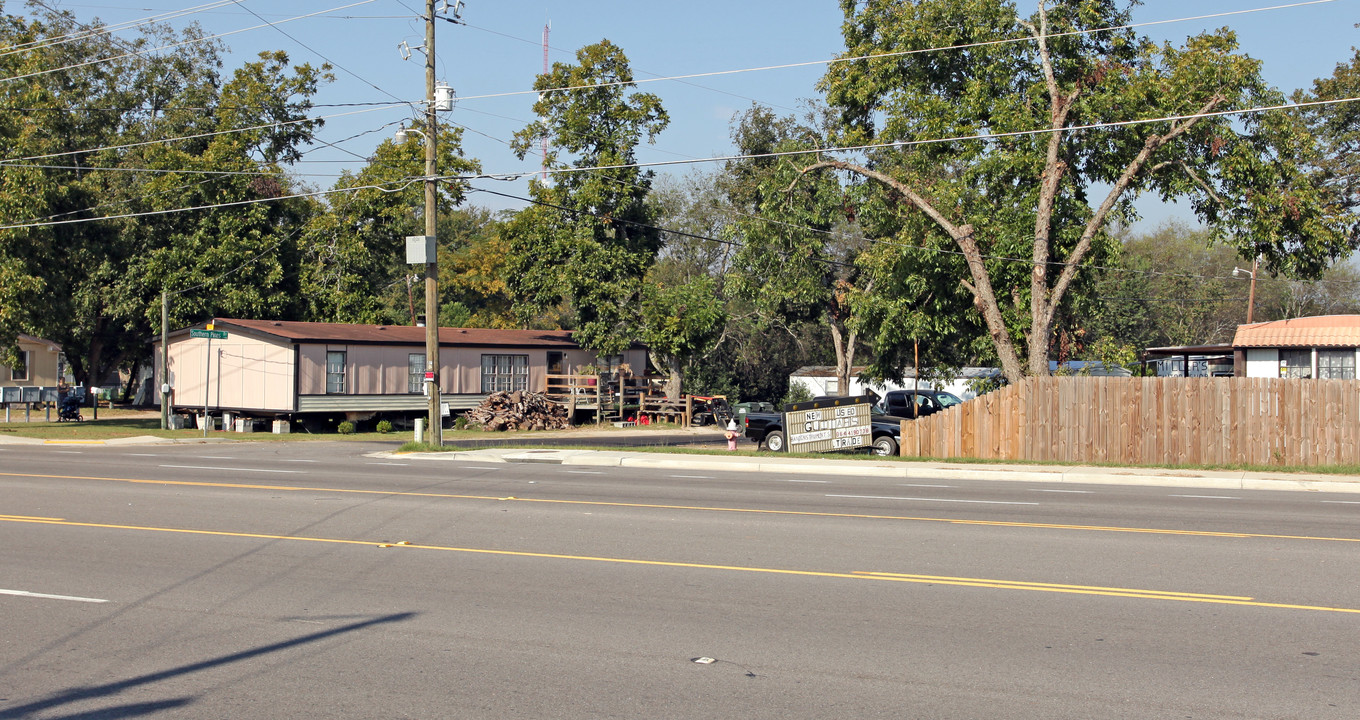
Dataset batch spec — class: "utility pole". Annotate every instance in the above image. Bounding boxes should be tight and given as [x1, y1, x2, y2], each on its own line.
[161, 291, 169, 430]
[1233, 256, 1260, 325]
[422, 0, 441, 447]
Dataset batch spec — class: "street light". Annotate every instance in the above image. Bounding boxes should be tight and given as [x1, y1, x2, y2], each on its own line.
[1232, 257, 1259, 324]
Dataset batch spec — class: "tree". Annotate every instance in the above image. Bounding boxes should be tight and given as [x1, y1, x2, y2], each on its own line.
[725, 105, 874, 397]
[504, 40, 669, 356]
[438, 206, 518, 328]
[638, 274, 725, 398]
[1085, 222, 1360, 353]
[0, 7, 331, 389]
[297, 122, 478, 324]
[1298, 47, 1360, 216]
[807, 0, 1353, 384]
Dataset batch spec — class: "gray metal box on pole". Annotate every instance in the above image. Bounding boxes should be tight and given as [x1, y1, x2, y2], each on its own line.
[406, 235, 436, 265]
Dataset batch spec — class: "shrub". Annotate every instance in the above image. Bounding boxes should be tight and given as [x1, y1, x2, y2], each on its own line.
[376, 420, 392, 434]
[454, 415, 469, 430]
[337, 421, 356, 435]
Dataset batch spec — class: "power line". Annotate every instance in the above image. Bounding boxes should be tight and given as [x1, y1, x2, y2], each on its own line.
[1, 0, 242, 58]
[0, 102, 406, 165]
[465, 95, 1360, 181]
[450, 1, 1342, 104]
[0, 0, 382, 84]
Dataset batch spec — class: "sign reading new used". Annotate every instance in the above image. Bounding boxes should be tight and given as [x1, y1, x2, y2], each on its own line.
[784, 395, 873, 453]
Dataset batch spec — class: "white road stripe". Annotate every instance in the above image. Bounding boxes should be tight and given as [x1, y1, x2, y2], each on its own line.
[1321, 500, 1360, 505]
[462, 466, 500, 470]
[279, 459, 319, 463]
[785, 478, 829, 483]
[564, 470, 603, 475]
[122, 453, 158, 457]
[668, 474, 714, 479]
[1030, 489, 1094, 494]
[0, 588, 108, 604]
[828, 494, 1039, 506]
[1170, 494, 1239, 500]
[200, 456, 234, 459]
[160, 464, 304, 474]
[368, 462, 409, 466]
[53, 451, 82, 454]
[900, 483, 953, 488]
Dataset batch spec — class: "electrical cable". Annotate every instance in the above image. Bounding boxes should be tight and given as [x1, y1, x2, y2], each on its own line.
[449, 1, 1342, 104]
[1, 0, 242, 57]
[0, 0, 382, 84]
[0, 102, 406, 165]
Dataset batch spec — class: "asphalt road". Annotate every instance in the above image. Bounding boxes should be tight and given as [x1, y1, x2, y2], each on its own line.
[2, 441, 1358, 719]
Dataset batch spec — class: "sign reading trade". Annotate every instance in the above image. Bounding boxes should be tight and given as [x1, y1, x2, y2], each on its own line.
[785, 397, 872, 453]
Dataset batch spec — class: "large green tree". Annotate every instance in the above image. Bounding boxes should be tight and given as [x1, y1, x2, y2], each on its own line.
[504, 40, 669, 356]
[806, 0, 1353, 384]
[297, 122, 478, 325]
[724, 105, 879, 396]
[1298, 47, 1360, 217]
[0, 5, 331, 389]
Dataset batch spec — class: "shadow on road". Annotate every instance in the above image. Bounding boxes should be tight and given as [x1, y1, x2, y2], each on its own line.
[0, 613, 415, 720]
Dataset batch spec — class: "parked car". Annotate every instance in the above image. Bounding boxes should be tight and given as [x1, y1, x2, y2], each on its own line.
[882, 389, 963, 419]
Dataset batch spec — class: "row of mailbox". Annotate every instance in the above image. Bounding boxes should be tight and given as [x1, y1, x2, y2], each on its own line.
[1, 387, 63, 403]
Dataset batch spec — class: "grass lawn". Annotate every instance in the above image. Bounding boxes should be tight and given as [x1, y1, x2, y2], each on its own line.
[0, 408, 708, 444]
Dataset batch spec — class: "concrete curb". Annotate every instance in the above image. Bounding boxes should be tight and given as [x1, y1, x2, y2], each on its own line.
[387, 447, 1360, 494]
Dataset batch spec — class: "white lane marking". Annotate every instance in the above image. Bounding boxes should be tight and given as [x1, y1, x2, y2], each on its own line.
[463, 466, 499, 470]
[0, 588, 108, 604]
[200, 456, 234, 459]
[160, 464, 304, 474]
[53, 451, 82, 454]
[786, 479, 829, 483]
[122, 453, 158, 457]
[1030, 489, 1094, 494]
[368, 462, 409, 466]
[828, 494, 1039, 506]
[279, 459, 319, 463]
[564, 470, 603, 475]
[668, 474, 714, 479]
[1170, 494, 1239, 500]
[1321, 500, 1360, 505]
[900, 483, 953, 488]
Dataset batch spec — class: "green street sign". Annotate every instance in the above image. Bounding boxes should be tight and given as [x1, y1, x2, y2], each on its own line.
[190, 329, 228, 339]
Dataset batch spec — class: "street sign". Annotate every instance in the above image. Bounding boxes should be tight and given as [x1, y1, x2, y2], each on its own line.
[190, 329, 228, 339]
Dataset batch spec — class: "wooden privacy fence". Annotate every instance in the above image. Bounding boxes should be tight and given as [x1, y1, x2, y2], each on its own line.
[899, 376, 1360, 466]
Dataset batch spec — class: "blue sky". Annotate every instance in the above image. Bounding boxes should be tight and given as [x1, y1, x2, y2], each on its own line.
[37, 0, 1360, 230]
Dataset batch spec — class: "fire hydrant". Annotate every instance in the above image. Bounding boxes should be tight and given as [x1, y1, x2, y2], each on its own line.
[724, 420, 740, 451]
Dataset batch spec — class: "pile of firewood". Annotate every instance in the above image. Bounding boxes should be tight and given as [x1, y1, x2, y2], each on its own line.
[464, 390, 570, 431]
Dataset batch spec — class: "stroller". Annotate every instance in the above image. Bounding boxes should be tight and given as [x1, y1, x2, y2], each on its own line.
[57, 392, 84, 422]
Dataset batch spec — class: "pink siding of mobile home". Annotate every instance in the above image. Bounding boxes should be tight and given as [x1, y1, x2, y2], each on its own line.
[162, 334, 295, 412]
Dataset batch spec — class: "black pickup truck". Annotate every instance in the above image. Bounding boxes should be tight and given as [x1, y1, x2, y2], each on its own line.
[741, 395, 911, 456]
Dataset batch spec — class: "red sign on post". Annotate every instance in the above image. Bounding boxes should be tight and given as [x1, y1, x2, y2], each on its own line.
[424, 372, 434, 381]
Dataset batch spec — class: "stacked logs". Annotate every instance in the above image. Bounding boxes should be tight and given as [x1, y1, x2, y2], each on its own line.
[465, 390, 570, 431]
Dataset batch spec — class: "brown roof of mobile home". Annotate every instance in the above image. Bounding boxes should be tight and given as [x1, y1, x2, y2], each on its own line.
[201, 318, 588, 348]
[1232, 315, 1360, 348]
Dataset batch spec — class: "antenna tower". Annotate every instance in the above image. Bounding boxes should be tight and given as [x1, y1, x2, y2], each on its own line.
[541, 21, 550, 182]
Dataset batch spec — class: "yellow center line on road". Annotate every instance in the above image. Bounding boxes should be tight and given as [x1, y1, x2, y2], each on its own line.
[1, 513, 1358, 615]
[1, 469, 1357, 544]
